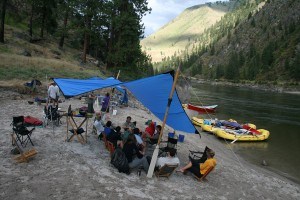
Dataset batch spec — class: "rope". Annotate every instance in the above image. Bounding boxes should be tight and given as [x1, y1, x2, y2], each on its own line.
[179, 72, 215, 120]
[179, 72, 258, 189]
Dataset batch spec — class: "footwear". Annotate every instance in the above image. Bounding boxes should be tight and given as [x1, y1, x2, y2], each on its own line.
[137, 169, 141, 176]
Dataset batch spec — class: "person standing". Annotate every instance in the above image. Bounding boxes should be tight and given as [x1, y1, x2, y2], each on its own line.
[48, 82, 60, 106]
[101, 92, 110, 113]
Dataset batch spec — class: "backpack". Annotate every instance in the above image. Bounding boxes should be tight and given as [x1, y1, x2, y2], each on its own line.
[111, 147, 130, 174]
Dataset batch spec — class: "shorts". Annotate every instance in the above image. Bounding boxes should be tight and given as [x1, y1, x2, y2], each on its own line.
[101, 107, 109, 113]
[187, 162, 202, 178]
[50, 96, 58, 103]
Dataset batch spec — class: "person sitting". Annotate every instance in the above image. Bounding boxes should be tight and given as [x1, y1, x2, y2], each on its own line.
[121, 128, 131, 143]
[93, 112, 104, 136]
[133, 128, 144, 146]
[178, 149, 216, 178]
[122, 116, 136, 131]
[156, 148, 180, 170]
[122, 134, 149, 173]
[142, 120, 155, 139]
[103, 121, 113, 137]
[152, 125, 161, 140]
[107, 126, 123, 148]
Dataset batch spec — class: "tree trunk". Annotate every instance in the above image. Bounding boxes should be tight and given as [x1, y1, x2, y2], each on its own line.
[40, 6, 46, 38]
[59, 9, 69, 49]
[82, 31, 88, 63]
[29, 4, 34, 40]
[107, 17, 114, 69]
[82, 16, 91, 63]
[0, 0, 7, 43]
[86, 17, 91, 54]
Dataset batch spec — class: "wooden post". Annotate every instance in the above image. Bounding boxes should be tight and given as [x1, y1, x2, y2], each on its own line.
[147, 66, 180, 178]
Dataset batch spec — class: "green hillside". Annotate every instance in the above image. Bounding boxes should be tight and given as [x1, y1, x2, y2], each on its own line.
[152, 0, 300, 84]
[141, 2, 234, 63]
[0, 0, 152, 88]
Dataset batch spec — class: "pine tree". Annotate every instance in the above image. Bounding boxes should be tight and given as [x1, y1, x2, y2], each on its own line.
[0, 0, 7, 43]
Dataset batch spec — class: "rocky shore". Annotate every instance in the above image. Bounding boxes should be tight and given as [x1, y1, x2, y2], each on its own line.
[0, 89, 299, 200]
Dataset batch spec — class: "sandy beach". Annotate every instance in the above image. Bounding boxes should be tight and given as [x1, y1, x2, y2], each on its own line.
[0, 89, 299, 200]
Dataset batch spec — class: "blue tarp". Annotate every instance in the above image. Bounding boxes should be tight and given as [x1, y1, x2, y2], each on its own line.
[54, 72, 196, 133]
[54, 78, 122, 97]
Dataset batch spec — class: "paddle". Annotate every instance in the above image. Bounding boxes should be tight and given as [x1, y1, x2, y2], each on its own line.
[147, 66, 180, 178]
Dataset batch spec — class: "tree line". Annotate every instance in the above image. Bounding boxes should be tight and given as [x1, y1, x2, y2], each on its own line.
[156, 0, 300, 82]
[0, 0, 153, 78]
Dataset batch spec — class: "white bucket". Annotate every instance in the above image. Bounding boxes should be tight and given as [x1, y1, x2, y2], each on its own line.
[112, 109, 117, 116]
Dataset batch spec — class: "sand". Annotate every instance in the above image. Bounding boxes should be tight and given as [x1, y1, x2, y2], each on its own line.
[0, 89, 300, 200]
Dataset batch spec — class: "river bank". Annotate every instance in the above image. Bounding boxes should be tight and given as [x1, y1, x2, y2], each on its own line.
[0, 89, 299, 199]
[191, 78, 300, 95]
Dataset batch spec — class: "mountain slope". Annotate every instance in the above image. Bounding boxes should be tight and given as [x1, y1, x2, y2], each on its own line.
[141, 2, 232, 62]
[191, 0, 300, 82]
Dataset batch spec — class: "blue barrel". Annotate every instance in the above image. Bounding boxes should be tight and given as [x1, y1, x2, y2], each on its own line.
[178, 134, 185, 142]
[168, 132, 175, 138]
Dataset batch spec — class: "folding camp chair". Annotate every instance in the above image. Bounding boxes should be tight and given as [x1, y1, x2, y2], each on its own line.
[12, 116, 35, 148]
[155, 164, 178, 179]
[189, 146, 210, 164]
[107, 141, 115, 156]
[193, 166, 215, 182]
[159, 137, 178, 156]
[44, 105, 61, 127]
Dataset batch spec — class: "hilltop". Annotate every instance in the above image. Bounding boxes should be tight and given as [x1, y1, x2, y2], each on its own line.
[141, 2, 233, 63]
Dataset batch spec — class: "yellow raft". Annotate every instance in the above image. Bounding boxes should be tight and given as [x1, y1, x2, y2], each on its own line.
[192, 117, 213, 132]
[214, 129, 270, 141]
[192, 116, 270, 142]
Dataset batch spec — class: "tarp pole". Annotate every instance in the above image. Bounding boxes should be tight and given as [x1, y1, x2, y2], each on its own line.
[147, 66, 180, 178]
[105, 70, 121, 113]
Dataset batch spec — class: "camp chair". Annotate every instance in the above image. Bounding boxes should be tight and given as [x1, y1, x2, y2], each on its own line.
[107, 141, 115, 156]
[193, 166, 215, 182]
[102, 133, 108, 149]
[155, 164, 178, 179]
[44, 105, 61, 127]
[12, 116, 35, 148]
[189, 146, 210, 164]
[159, 137, 178, 156]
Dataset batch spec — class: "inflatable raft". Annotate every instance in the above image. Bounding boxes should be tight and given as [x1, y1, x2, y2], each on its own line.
[214, 128, 270, 141]
[192, 117, 214, 132]
[192, 117, 270, 142]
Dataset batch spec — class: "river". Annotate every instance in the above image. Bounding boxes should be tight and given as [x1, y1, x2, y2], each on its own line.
[190, 82, 300, 183]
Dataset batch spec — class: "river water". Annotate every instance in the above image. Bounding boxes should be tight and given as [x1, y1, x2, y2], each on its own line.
[190, 82, 300, 183]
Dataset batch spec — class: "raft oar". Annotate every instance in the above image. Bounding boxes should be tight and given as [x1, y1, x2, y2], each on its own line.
[231, 138, 238, 144]
[147, 66, 180, 178]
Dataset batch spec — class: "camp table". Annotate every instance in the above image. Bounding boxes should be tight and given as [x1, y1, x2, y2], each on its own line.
[66, 113, 89, 144]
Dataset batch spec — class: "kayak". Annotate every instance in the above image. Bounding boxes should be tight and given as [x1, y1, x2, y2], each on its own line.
[184, 103, 217, 113]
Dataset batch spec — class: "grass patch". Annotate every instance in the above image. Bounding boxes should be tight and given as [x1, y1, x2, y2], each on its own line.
[0, 44, 11, 53]
[0, 53, 102, 81]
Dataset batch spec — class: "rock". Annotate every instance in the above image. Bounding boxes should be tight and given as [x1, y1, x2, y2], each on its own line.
[22, 50, 31, 57]
[52, 50, 61, 56]
[262, 160, 268, 166]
